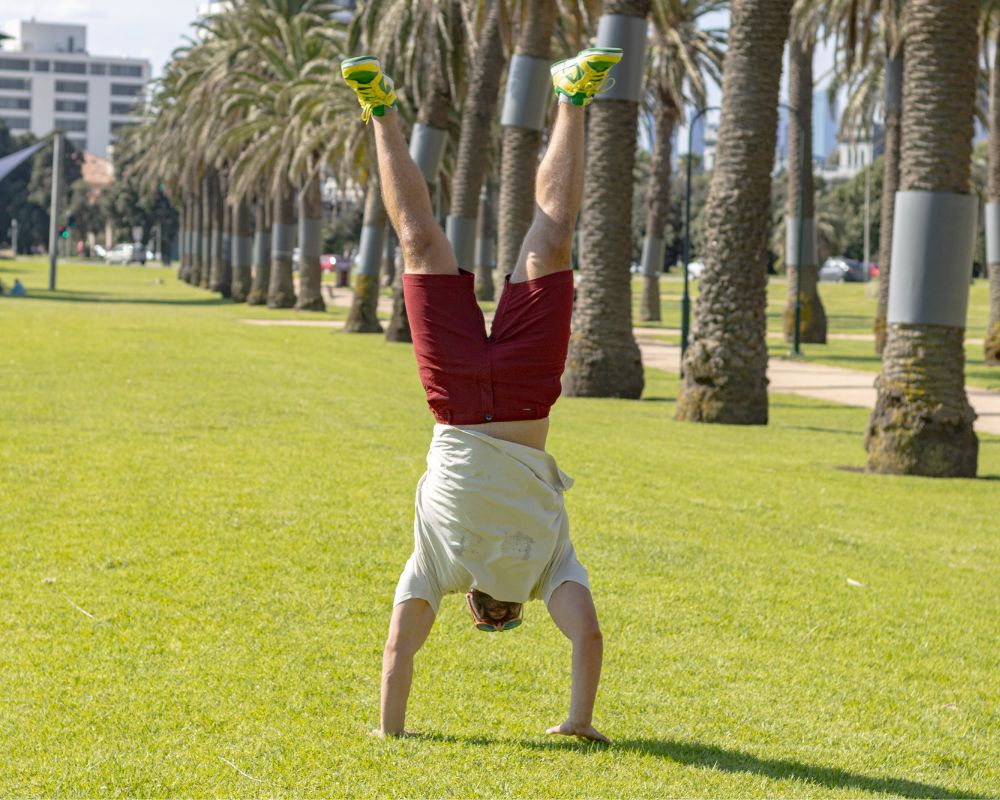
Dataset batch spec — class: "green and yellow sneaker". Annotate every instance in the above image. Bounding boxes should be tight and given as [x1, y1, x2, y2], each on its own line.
[341, 55, 397, 124]
[550, 47, 623, 106]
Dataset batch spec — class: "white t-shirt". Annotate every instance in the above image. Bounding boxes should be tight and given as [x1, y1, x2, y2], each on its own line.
[393, 425, 589, 612]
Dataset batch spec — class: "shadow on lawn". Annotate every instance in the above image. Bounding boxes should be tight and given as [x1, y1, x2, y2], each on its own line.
[418, 732, 986, 797]
[13, 291, 229, 307]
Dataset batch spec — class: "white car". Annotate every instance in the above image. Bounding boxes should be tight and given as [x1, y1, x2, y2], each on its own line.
[686, 261, 706, 279]
[104, 243, 145, 265]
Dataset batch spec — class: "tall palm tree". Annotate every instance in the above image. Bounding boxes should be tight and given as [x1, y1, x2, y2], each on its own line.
[496, 0, 559, 284]
[345, 173, 387, 332]
[563, 0, 651, 399]
[675, 0, 792, 424]
[865, 0, 979, 477]
[783, 16, 827, 343]
[818, 0, 904, 353]
[248, 192, 272, 305]
[982, 0, 1000, 364]
[231, 195, 254, 301]
[639, 0, 725, 322]
[447, 0, 506, 287]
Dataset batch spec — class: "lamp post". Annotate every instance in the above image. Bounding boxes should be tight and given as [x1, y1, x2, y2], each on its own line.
[681, 106, 719, 376]
[47, 131, 62, 291]
[779, 101, 807, 358]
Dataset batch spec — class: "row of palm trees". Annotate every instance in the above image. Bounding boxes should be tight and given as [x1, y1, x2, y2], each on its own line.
[127, 0, 993, 478]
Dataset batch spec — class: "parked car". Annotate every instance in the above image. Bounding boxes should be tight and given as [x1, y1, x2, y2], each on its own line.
[819, 256, 869, 283]
[320, 254, 337, 272]
[104, 243, 145, 265]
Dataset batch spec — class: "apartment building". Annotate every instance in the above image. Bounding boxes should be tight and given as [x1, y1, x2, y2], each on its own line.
[0, 20, 151, 158]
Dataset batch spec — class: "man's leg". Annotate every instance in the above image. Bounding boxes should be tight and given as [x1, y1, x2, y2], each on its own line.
[371, 113, 458, 276]
[510, 102, 585, 284]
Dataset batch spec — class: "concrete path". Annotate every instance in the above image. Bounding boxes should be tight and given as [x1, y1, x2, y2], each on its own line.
[634, 334, 1000, 436]
[247, 287, 1000, 436]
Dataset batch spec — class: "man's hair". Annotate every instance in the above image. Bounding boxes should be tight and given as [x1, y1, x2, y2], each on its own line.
[471, 589, 522, 624]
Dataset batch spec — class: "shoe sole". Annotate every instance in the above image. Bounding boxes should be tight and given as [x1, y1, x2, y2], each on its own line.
[341, 55, 381, 77]
[550, 47, 623, 76]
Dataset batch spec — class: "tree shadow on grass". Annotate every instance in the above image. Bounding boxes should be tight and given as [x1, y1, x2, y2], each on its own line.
[418, 733, 986, 798]
[12, 291, 230, 307]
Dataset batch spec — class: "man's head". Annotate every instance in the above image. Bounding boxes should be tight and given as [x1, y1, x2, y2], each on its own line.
[467, 589, 523, 632]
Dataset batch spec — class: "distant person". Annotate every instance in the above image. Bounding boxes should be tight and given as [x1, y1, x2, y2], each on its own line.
[11, 279, 26, 297]
[343, 47, 623, 742]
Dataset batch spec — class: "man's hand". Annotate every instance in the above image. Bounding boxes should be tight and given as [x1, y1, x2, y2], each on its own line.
[546, 721, 610, 743]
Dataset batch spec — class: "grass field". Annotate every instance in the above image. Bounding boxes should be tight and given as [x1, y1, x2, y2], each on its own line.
[635, 276, 1000, 392]
[2, 258, 999, 797]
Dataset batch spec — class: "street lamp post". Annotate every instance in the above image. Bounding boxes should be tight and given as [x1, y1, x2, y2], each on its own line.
[47, 132, 62, 291]
[681, 106, 720, 377]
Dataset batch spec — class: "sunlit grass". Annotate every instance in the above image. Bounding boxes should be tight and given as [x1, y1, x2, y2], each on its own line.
[1, 258, 998, 797]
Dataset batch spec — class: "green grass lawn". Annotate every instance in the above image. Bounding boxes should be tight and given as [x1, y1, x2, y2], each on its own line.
[634, 276, 1000, 392]
[2, 258, 999, 797]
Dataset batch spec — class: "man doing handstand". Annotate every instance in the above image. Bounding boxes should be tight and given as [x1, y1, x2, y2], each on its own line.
[341, 47, 623, 743]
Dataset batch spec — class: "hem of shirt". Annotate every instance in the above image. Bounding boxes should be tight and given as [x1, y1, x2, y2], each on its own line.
[542, 577, 590, 606]
[393, 590, 441, 615]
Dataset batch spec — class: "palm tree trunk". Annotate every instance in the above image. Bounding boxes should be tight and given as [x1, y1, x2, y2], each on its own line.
[639, 85, 678, 322]
[783, 32, 826, 344]
[675, 0, 792, 424]
[296, 172, 326, 312]
[346, 179, 386, 333]
[874, 51, 902, 354]
[865, 0, 978, 477]
[985, 34, 1000, 365]
[221, 191, 233, 298]
[563, 0, 650, 399]
[178, 198, 190, 281]
[230, 196, 253, 302]
[496, 0, 556, 283]
[192, 189, 204, 286]
[199, 174, 213, 289]
[210, 172, 227, 295]
[447, 0, 505, 275]
[248, 193, 271, 305]
[475, 178, 496, 301]
[268, 179, 297, 308]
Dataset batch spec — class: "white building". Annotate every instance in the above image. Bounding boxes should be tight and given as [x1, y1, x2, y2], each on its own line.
[0, 20, 151, 158]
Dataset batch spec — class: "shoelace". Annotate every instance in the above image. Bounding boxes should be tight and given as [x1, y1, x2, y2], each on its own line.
[582, 73, 616, 98]
[355, 81, 388, 123]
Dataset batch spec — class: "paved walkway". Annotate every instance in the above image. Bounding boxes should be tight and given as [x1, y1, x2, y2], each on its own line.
[245, 287, 1000, 436]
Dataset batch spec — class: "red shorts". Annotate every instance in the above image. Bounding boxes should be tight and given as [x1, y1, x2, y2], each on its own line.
[402, 269, 574, 425]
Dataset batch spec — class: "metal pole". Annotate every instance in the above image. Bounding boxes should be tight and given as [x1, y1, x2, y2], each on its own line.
[681, 106, 720, 377]
[11, 219, 17, 257]
[48, 132, 62, 291]
[863, 137, 871, 268]
[793, 119, 805, 357]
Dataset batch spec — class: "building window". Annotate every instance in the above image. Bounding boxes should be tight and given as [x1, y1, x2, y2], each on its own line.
[109, 64, 143, 78]
[34, 60, 50, 72]
[0, 58, 31, 71]
[90, 63, 106, 75]
[68, 137, 87, 150]
[0, 97, 31, 110]
[55, 80, 88, 94]
[110, 102, 137, 116]
[55, 118, 87, 132]
[110, 83, 143, 97]
[0, 77, 30, 90]
[55, 99, 87, 113]
[0, 116, 30, 129]
[54, 61, 87, 75]
[110, 121, 134, 133]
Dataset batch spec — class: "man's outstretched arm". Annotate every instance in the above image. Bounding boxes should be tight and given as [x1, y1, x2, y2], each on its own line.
[377, 598, 436, 736]
[545, 581, 608, 743]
